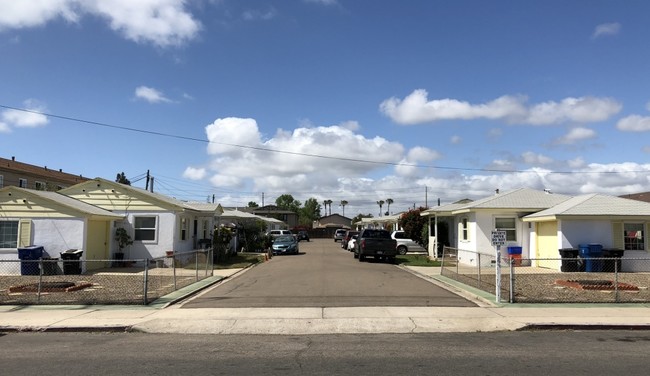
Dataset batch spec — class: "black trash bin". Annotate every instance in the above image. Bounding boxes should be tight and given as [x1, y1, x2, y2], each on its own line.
[17, 246, 44, 275]
[559, 248, 579, 272]
[60, 249, 83, 275]
[602, 248, 625, 272]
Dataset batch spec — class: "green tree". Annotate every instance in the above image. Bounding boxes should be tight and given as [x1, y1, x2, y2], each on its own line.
[398, 207, 428, 245]
[351, 213, 373, 225]
[247, 201, 259, 208]
[299, 198, 321, 226]
[115, 172, 131, 185]
[275, 194, 301, 213]
[386, 198, 394, 215]
[376, 200, 385, 217]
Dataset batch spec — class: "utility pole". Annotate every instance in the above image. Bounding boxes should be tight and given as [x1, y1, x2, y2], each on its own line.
[145, 170, 150, 191]
[212, 194, 215, 204]
[149, 177, 154, 193]
[262, 192, 265, 207]
[425, 186, 428, 208]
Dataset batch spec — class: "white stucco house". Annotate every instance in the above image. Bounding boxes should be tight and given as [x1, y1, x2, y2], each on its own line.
[423, 188, 650, 271]
[59, 178, 223, 260]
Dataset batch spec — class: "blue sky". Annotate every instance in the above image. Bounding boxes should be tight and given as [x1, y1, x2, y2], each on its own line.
[1, 0, 649, 216]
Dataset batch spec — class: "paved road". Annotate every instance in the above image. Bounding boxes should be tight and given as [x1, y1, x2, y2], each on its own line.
[182, 238, 476, 308]
[3, 331, 650, 375]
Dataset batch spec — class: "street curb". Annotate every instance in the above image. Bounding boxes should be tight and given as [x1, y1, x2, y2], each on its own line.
[0, 326, 133, 333]
[518, 324, 650, 331]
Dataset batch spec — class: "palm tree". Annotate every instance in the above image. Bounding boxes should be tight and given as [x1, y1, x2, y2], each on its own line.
[376, 200, 385, 217]
[386, 198, 393, 215]
[323, 199, 333, 216]
[340, 200, 348, 217]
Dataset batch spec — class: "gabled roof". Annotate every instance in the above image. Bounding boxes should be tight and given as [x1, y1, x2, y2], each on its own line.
[0, 156, 89, 186]
[61, 178, 220, 213]
[0, 186, 123, 220]
[524, 194, 650, 221]
[620, 191, 650, 203]
[451, 188, 570, 212]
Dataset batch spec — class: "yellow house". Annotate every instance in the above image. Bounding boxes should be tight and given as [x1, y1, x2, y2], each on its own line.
[0, 186, 124, 271]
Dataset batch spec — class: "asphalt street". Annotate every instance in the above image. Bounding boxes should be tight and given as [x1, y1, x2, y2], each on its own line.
[181, 238, 477, 308]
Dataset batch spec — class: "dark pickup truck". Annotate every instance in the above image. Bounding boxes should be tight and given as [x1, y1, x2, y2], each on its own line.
[353, 228, 398, 263]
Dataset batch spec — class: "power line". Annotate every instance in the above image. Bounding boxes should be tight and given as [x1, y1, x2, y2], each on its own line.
[3, 104, 645, 175]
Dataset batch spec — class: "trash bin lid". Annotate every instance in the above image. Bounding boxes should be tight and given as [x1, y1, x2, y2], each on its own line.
[62, 249, 84, 255]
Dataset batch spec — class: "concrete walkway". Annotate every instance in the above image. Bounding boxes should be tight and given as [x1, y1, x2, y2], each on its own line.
[1, 266, 650, 334]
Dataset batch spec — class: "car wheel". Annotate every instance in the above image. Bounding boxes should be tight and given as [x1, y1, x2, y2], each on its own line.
[388, 256, 397, 264]
[397, 245, 407, 255]
[353, 251, 358, 259]
[359, 253, 365, 262]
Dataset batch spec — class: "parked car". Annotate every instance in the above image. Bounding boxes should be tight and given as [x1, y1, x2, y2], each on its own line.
[297, 230, 310, 242]
[267, 229, 293, 238]
[271, 235, 299, 255]
[391, 230, 425, 255]
[334, 229, 347, 242]
[354, 228, 398, 263]
[341, 230, 359, 249]
[347, 234, 358, 251]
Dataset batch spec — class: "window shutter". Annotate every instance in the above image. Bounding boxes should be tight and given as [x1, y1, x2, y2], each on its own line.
[19, 219, 32, 247]
[612, 222, 623, 249]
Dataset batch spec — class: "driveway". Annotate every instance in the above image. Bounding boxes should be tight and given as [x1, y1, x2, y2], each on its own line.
[182, 239, 477, 308]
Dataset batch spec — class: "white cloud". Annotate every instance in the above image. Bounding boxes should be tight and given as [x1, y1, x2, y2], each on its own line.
[182, 166, 206, 180]
[450, 135, 461, 144]
[134, 86, 172, 103]
[379, 89, 622, 126]
[0, 100, 49, 130]
[339, 120, 360, 131]
[617, 115, 650, 132]
[200, 117, 410, 191]
[592, 22, 621, 39]
[554, 127, 597, 145]
[0, 0, 201, 47]
[521, 151, 553, 165]
[568, 157, 586, 168]
[304, 0, 339, 5]
[395, 147, 441, 177]
[242, 7, 278, 21]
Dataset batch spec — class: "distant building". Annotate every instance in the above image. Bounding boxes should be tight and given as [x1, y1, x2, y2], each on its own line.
[0, 156, 89, 191]
[621, 192, 650, 204]
[251, 205, 299, 228]
[313, 214, 352, 229]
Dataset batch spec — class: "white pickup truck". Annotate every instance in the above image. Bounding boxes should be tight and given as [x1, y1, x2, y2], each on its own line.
[391, 230, 425, 255]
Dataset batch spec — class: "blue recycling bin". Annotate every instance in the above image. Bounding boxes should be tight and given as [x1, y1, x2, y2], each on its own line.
[579, 243, 603, 272]
[507, 246, 522, 255]
[17, 246, 44, 275]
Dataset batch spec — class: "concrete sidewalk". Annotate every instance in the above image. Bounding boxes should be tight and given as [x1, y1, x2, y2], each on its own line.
[2, 266, 650, 334]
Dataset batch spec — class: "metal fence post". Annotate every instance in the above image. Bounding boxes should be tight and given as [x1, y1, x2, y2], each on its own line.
[37, 259, 43, 304]
[509, 258, 515, 303]
[614, 257, 619, 303]
[143, 259, 149, 305]
[172, 254, 177, 290]
[477, 253, 481, 290]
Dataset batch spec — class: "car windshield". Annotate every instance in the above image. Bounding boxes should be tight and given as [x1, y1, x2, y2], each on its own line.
[275, 236, 293, 242]
[363, 230, 391, 239]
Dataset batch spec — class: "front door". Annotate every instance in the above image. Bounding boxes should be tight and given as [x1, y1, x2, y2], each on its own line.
[86, 220, 110, 270]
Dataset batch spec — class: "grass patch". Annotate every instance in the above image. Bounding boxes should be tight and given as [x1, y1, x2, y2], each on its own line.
[214, 253, 265, 269]
[396, 254, 442, 267]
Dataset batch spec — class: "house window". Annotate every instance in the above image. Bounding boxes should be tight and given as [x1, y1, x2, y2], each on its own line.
[495, 217, 517, 242]
[180, 217, 188, 241]
[624, 223, 645, 251]
[0, 175, 3, 188]
[461, 218, 469, 241]
[0, 221, 19, 248]
[134, 216, 157, 241]
[35, 181, 45, 190]
[19, 178, 27, 188]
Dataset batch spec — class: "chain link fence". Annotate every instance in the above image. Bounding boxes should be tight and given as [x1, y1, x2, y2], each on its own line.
[0, 249, 213, 305]
[440, 246, 650, 303]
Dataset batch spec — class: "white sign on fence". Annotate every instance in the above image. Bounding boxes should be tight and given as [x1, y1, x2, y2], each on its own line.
[491, 230, 506, 246]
